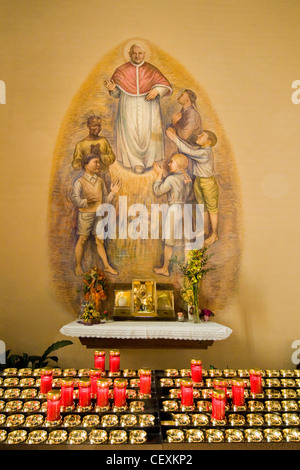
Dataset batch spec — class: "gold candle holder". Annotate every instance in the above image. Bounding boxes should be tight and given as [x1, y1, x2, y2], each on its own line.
[27, 430, 48, 445]
[282, 413, 300, 426]
[24, 414, 45, 427]
[283, 428, 300, 442]
[264, 413, 282, 426]
[165, 369, 178, 377]
[265, 388, 281, 399]
[190, 413, 209, 426]
[5, 400, 23, 412]
[185, 429, 205, 443]
[138, 414, 155, 427]
[4, 378, 19, 387]
[0, 429, 7, 443]
[82, 414, 100, 427]
[3, 368, 18, 376]
[247, 400, 264, 412]
[129, 400, 145, 412]
[281, 389, 297, 399]
[119, 414, 138, 427]
[21, 388, 37, 399]
[206, 429, 224, 442]
[4, 389, 21, 399]
[264, 429, 283, 442]
[166, 429, 185, 443]
[101, 414, 119, 427]
[265, 369, 280, 377]
[109, 429, 127, 445]
[246, 413, 264, 426]
[123, 369, 136, 377]
[68, 430, 88, 445]
[264, 400, 282, 411]
[63, 414, 82, 427]
[6, 430, 27, 444]
[89, 429, 108, 444]
[180, 369, 191, 377]
[280, 369, 294, 377]
[162, 400, 178, 412]
[129, 430, 147, 444]
[197, 400, 212, 412]
[227, 413, 246, 426]
[23, 400, 40, 413]
[6, 414, 25, 427]
[172, 413, 190, 426]
[281, 400, 299, 411]
[19, 377, 35, 387]
[47, 429, 68, 444]
[244, 428, 263, 442]
[225, 429, 244, 442]
[223, 369, 237, 377]
[209, 369, 223, 377]
[160, 378, 173, 387]
[63, 368, 77, 376]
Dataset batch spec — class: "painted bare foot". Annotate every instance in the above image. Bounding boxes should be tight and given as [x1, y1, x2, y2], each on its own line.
[204, 234, 218, 246]
[154, 266, 170, 277]
[104, 265, 118, 276]
[75, 266, 84, 276]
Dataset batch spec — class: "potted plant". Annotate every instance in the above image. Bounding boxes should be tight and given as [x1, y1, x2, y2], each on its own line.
[173, 248, 214, 323]
[79, 267, 108, 324]
[200, 309, 215, 321]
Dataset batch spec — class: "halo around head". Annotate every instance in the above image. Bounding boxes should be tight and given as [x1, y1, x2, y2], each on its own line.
[122, 38, 152, 62]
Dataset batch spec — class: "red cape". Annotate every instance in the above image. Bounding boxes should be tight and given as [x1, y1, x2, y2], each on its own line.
[111, 61, 172, 96]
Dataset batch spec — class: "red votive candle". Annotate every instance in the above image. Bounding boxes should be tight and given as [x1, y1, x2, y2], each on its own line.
[109, 350, 120, 374]
[180, 378, 194, 410]
[94, 350, 105, 371]
[249, 368, 263, 395]
[231, 378, 245, 408]
[60, 377, 74, 410]
[212, 389, 226, 421]
[96, 378, 110, 410]
[191, 359, 202, 383]
[78, 377, 92, 410]
[46, 390, 61, 423]
[89, 368, 103, 398]
[213, 378, 228, 403]
[40, 367, 53, 396]
[138, 368, 152, 398]
[113, 378, 127, 409]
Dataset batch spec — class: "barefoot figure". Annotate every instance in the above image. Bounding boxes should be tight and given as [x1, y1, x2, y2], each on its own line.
[152, 154, 192, 277]
[71, 154, 121, 276]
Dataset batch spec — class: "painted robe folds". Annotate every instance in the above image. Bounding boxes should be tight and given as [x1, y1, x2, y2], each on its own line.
[110, 60, 172, 172]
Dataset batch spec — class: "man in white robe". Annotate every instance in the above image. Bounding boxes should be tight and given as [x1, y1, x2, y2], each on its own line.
[104, 44, 172, 174]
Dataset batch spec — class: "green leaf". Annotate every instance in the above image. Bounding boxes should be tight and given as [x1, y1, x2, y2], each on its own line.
[40, 340, 73, 361]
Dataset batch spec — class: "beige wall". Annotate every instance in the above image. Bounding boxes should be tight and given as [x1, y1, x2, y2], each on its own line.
[1, 0, 300, 370]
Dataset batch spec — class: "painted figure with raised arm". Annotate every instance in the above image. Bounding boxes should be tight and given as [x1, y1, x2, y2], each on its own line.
[104, 43, 172, 174]
[152, 155, 192, 277]
[166, 128, 219, 246]
[71, 154, 121, 277]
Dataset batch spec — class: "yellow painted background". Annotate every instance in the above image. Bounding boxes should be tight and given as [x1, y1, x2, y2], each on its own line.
[1, 0, 300, 370]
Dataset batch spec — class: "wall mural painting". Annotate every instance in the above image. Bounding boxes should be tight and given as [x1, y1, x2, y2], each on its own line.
[48, 38, 243, 317]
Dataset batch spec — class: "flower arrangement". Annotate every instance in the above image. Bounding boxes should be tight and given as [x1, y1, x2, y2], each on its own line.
[173, 248, 214, 323]
[80, 301, 103, 324]
[200, 309, 215, 321]
[80, 267, 108, 323]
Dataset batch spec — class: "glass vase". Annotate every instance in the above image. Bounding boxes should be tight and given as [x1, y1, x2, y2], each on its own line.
[192, 283, 200, 323]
